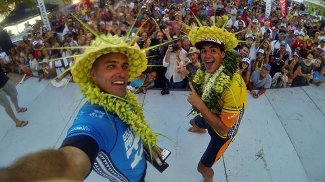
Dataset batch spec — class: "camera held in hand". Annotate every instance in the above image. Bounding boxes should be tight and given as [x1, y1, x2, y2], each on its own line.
[171, 44, 180, 52]
[138, 39, 145, 48]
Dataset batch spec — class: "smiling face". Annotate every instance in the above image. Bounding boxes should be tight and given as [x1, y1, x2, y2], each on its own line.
[257, 53, 265, 60]
[90, 52, 129, 97]
[239, 46, 249, 57]
[146, 71, 157, 83]
[240, 61, 249, 69]
[200, 42, 226, 73]
[306, 53, 314, 62]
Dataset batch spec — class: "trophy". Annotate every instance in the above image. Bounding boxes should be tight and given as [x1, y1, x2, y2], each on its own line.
[143, 144, 171, 173]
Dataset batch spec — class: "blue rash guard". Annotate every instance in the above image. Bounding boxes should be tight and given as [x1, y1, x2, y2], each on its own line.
[63, 102, 146, 182]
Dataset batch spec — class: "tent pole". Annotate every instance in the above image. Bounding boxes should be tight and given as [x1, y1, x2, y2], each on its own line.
[16, 25, 20, 34]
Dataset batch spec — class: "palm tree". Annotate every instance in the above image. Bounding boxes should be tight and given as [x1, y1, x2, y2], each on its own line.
[0, 0, 36, 15]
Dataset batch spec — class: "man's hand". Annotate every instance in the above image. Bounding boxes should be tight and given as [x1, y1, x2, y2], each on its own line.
[167, 45, 173, 52]
[162, 28, 170, 36]
[251, 90, 259, 98]
[187, 82, 204, 109]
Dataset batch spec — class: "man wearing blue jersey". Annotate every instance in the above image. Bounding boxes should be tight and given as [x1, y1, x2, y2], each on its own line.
[0, 34, 160, 181]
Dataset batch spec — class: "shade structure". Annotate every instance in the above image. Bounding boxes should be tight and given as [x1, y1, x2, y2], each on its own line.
[0, 3, 58, 27]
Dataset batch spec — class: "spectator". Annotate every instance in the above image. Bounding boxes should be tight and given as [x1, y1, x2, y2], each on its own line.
[22, 36, 32, 48]
[258, 39, 272, 63]
[28, 53, 39, 77]
[278, 17, 288, 34]
[40, 49, 56, 80]
[237, 44, 249, 59]
[271, 65, 290, 88]
[233, 15, 246, 29]
[239, 57, 251, 86]
[229, 4, 238, 25]
[181, 35, 192, 52]
[271, 32, 292, 56]
[248, 63, 272, 98]
[270, 41, 290, 77]
[311, 63, 325, 86]
[285, 30, 295, 45]
[128, 68, 158, 94]
[137, 31, 151, 49]
[317, 39, 325, 52]
[313, 57, 323, 71]
[260, 20, 272, 41]
[18, 57, 32, 79]
[161, 41, 187, 94]
[177, 46, 201, 85]
[287, 19, 297, 32]
[147, 31, 167, 88]
[252, 49, 266, 72]
[66, 32, 79, 50]
[245, 34, 257, 68]
[32, 40, 43, 60]
[292, 52, 315, 86]
[246, 19, 262, 39]
[287, 51, 300, 85]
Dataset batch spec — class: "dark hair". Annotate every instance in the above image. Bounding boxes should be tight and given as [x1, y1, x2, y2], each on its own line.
[239, 61, 249, 78]
[307, 51, 315, 58]
[240, 44, 249, 50]
[144, 68, 157, 75]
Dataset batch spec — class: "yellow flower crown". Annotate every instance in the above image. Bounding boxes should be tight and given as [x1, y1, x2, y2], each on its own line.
[71, 34, 148, 88]
[188, 26, 239, 51]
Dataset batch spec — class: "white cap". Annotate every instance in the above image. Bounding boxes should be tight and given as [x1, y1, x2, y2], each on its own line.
[32, 40, 39, 47]
[241, 57, 251, 65]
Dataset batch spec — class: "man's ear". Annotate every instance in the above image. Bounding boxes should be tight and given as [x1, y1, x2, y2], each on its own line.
[89, 68, 96, 84]
[221, 51, 226, 59]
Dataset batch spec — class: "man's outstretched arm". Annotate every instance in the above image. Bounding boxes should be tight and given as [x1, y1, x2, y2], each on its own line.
[0, 146, 91, 182]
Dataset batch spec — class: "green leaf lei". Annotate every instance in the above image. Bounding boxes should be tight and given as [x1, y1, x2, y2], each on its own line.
[82, 83, 158, 148]
[191, 51, 239, 115]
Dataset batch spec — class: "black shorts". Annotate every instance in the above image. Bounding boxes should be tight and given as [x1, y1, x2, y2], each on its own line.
[194, 115, 231, 167]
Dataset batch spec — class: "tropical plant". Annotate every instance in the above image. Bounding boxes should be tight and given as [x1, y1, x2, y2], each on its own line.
[0, 0, 36, 15]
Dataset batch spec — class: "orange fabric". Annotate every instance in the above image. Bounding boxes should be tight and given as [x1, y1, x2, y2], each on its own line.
[215, 138, 232, 163]
[220, 110, 240, 128]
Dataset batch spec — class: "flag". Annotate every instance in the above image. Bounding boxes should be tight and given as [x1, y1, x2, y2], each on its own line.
[265, 0, 272, 18]
[279, 0, 288, 18]
[37, 0, 51, 31]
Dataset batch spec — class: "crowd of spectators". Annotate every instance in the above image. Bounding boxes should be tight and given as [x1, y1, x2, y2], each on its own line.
[1, 0, 325, 92]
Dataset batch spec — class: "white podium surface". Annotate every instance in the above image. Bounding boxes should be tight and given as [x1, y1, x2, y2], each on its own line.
[0, 77, 324, 182]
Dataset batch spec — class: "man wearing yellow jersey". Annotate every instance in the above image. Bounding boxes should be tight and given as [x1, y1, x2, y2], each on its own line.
[187, 27, 247, 182]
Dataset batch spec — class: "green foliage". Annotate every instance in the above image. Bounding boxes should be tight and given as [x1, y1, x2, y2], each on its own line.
[0, 0, 36, 15]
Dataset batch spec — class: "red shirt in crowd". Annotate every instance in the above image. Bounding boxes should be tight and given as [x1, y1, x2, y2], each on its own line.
[190, 3, 197, 16]
[291, 39, 305, 57]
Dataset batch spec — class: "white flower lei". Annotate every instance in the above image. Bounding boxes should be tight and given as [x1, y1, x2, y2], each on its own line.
[201, 65, 224, 102]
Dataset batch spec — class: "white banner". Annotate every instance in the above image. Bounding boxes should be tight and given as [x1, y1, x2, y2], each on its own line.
[37, 0, 51, 31]
[265, 0, 272, 18]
